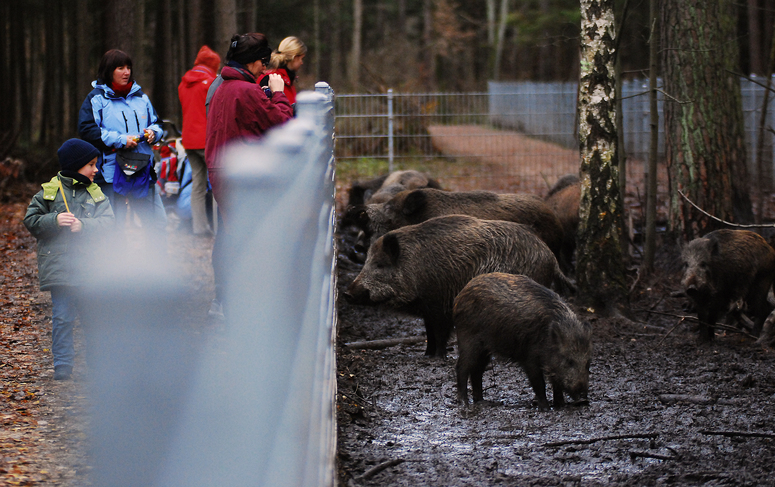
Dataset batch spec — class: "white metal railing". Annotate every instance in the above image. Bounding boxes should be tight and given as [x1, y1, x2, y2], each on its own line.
[84, 83, 337, 487]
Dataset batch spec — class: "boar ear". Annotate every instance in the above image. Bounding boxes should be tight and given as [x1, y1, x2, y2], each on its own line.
[402, 190, 427, 216]
[710, 238, 720, 256]
[382, 233, 401, 264]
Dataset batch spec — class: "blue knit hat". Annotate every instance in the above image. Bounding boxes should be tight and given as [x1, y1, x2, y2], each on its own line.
[58, 139, 100, 172]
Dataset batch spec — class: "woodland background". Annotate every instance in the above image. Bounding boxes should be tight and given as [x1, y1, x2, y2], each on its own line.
[0, 0, 774, 179]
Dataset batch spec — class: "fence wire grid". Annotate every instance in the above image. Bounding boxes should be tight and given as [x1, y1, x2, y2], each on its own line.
[334, 79, 775, 207]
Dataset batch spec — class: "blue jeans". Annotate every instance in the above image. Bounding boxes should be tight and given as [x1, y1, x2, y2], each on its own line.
[50, 286, 78, 368]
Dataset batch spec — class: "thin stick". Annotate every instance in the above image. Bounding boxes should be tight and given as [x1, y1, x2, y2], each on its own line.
[629, 450, 676, 461]
[57, 178, 71, 213]
[636, 309, 760, 340]
[355, 459, 406, 481]
[657, 318, 685, 346]
[345, 336, 425, 350]
[700, 430, 775, 439]
[543, 433, 658, 448]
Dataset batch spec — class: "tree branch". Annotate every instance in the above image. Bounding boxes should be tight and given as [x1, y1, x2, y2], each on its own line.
[544, 433, 658, 447]
[678, 190, 775, 228]
[355, 459, 406, 481]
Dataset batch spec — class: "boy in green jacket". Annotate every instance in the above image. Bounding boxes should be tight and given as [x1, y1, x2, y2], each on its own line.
[24, 139, 115, 380]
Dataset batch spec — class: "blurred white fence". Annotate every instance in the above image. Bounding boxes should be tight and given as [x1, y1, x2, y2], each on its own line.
[335, 77, 775, 193]
[85, 83, 337, 487]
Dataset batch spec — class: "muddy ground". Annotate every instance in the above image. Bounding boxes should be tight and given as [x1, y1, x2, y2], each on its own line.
[334, 226, 775, 486]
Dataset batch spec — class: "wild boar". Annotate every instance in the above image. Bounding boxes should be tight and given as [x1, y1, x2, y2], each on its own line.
[455, 273, 591, 410]
[345, 215, 575, 357]
[681, 229, 775, 342]
[347, 188, 565, 261]
[544, 174, 580, 271]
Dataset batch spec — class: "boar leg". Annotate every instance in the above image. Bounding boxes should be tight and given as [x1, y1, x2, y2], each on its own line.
[522, 362, 550, 410]
[455, 359, 471, 405]
[422, 316, 438, 356]
[747, 280, 774, 337]
[697, 304, 724, 343]
[422, 312, 451, 358]
[550, 379, 566, 408]
[468, 353, 491, 403]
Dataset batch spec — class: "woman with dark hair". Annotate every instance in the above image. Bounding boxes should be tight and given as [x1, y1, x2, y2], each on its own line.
[78, 49, 166, 247]
[205, 33, 294, 319]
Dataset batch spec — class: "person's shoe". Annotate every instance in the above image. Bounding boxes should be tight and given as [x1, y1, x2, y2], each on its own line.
[208, 299, 225, 320]
[54, 365, 73, 381]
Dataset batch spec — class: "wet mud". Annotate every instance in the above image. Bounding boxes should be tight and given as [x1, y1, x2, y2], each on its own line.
[335, 228, 775, 486]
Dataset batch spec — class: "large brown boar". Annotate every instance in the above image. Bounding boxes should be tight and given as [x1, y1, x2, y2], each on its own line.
[454, 273, 591, 410]
[345, 215, 575, 357]
[681, 229, 775, 342]
[347, 188, 565, 261]
[544, 174, 580, 270]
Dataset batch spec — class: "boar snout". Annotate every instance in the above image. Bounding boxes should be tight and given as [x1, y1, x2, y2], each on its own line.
[345, 280, 371, 304]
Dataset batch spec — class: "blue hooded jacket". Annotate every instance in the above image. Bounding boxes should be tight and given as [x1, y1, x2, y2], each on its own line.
[78, 80, 162, 186]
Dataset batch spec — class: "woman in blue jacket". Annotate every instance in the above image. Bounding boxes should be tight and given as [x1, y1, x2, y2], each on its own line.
[78, 49, 166, 249]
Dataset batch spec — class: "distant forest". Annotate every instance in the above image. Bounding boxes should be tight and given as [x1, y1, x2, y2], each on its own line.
[1, 0, 774, 170]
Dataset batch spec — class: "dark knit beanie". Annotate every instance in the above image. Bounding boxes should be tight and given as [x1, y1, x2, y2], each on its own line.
[58, 139, 100, 172]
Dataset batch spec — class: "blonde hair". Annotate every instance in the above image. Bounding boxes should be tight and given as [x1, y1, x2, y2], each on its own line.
[269, 36, 307, 70]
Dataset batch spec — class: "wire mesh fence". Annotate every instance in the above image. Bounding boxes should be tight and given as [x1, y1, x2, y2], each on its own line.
[334, 78, 775, 212]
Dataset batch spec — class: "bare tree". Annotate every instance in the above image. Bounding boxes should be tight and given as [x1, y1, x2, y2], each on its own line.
[576, 0, 628, 314]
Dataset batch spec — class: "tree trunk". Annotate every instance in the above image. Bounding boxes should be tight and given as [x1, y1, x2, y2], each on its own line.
[348, 0, 363, 90]
[422, 0, 436, 90]
[215, 0, 237, 63]
[493, 0, 509, 81]
[661, 0, 752, 239]
[642, 0, 658, 271]
[576, 0, 628, 314]
[105, 1, 135, 53]
[328, 0, 343, 90]
[748, 0, 763, 75]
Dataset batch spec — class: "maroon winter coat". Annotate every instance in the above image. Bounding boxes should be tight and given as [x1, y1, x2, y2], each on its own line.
[205, 65, 293, 173]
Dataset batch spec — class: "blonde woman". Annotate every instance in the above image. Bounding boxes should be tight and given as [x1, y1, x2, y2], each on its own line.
[259, 36, 307, 106]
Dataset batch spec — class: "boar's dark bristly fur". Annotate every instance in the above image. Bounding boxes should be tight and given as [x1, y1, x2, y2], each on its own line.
[544, 175, 580, 271]
[681, 229, 775, 342]
[454, 273, 591, 410]
[345, 215, 575, 357]
[350, 188, 565, 261]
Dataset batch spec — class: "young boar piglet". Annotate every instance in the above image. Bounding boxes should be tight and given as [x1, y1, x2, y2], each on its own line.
[454, 273, 591, 410]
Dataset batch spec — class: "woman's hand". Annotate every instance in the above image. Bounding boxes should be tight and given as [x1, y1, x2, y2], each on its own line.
[267, 73, 284, 93]
[144, 128, 156, 144]
[125, 135, 138, 149]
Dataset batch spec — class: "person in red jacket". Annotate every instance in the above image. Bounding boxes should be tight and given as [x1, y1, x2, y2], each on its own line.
[205, 33, 293, 320]
[178, 45, 221, 236]
[259, 36, 307, 109]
